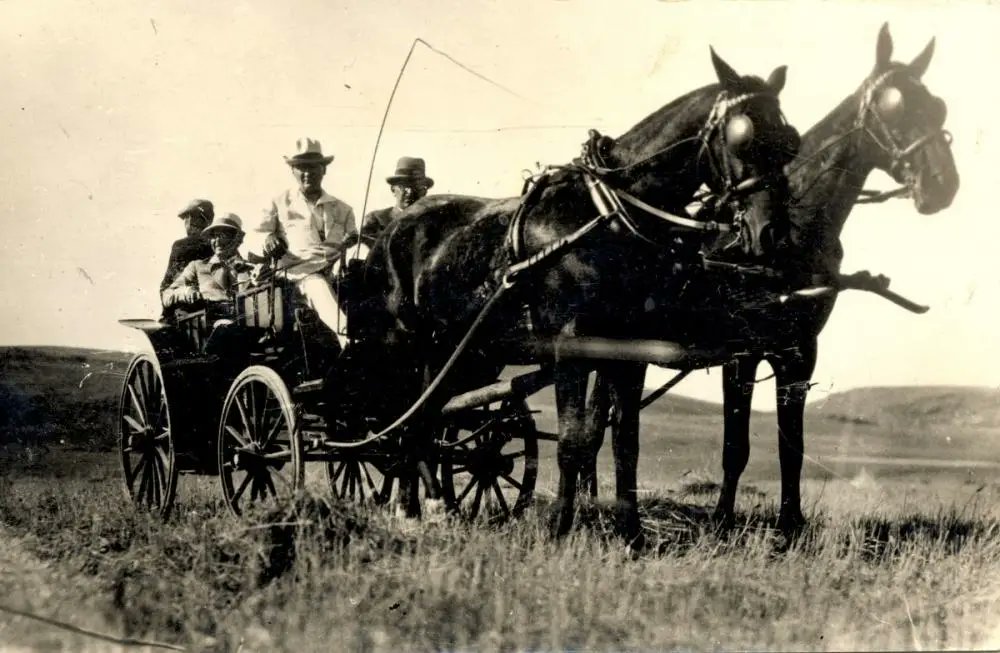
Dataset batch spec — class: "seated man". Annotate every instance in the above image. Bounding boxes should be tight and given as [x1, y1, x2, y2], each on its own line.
[257, 137, 357, 350]
[359, 156, 434, 245]
[161, 213, 251, 321]
[159, 198, 214, 320]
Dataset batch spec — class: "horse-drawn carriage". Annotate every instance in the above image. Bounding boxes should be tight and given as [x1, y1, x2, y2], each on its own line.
[116, 29, 957, 543]
[118, 263, 546, 521]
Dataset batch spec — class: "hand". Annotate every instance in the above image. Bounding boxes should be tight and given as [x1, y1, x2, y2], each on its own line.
[249, 264, 272, 286]
[263, 233, 288, 259]
[178, 287, 202, 304]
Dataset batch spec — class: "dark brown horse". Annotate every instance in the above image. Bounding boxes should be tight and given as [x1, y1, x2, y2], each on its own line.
[711, 23, 958, 533]
[357, 49, 801, 536]
[588, 23, 959, 540]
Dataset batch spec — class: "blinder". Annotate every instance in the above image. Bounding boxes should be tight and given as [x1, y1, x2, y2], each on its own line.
[876, 86, 904, 119]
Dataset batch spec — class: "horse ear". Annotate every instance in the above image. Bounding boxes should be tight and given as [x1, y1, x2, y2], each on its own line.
[908, 37, 935, 78]
[767, 65, 787, 94]
[710, 46, 742, 89]
[875, 22, 893, 70]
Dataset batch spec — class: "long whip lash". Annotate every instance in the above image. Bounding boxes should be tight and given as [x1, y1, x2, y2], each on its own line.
[352, 38, 529, 262]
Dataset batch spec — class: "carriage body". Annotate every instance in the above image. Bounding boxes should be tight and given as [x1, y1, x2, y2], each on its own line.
[117, 271, 543, 520]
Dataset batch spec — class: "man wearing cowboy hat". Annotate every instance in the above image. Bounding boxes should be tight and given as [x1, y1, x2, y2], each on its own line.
[360, 156, 435, 244]
[162, 212, 251, 317]
[257, 137, 357, 350]
[159, 198, 214, 294]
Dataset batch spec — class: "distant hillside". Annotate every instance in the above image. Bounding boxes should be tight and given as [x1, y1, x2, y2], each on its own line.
[0, 346, 132, 448]
[811, 386, 1000, 429]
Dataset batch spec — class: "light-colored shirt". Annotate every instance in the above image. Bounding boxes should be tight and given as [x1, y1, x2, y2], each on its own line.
[161, 253, 250, 308]
[258, 188, 357, 280]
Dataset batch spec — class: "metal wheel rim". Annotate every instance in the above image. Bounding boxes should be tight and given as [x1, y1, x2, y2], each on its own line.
[118, 354, 177, 519]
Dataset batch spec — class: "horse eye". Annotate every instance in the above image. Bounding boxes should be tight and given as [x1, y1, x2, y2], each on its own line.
[725, 114, 755, 151]
[876, 86, 905, 120]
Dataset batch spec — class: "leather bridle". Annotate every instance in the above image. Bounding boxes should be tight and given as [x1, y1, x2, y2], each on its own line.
[579, 89, 790, 237]
[857, 69, 951, 182]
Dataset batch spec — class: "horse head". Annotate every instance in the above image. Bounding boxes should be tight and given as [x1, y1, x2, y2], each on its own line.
[699, 48, 801, 258]
[859, 23, 959, 214]
[607, 49, 799, 261]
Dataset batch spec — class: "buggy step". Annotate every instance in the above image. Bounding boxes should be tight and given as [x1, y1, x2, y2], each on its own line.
[293, 379, 325, 396]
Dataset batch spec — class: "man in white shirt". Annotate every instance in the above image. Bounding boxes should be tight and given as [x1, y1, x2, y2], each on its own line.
[258, 137, 357, 350]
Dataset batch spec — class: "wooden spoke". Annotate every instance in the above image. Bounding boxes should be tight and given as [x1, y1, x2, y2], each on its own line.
[126, 383, 147, 429]
[224, 425, 250, 449]
[232, 472, 253, 504]
[118, 355, 176, 520]
[326, 455, 401, 506]
[440, 400, 539, 522]
[500, 473, 523, 490]
[218, 366, 302, 517]
[491, 481, 510, 515]
[122, 414, 145, 435]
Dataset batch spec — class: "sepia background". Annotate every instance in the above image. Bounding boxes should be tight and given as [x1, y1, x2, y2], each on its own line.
[0, 0, 996, 408]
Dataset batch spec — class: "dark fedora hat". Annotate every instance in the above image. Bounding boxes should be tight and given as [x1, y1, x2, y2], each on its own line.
[284, 137, 335, 166]
[178, 198, 214, 220]
[387, 156, 434, 188]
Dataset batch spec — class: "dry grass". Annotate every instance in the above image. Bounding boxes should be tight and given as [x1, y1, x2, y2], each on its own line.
[2, 453, 1000, 652]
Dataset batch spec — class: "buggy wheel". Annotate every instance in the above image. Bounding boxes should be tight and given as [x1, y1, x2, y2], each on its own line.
[218, 366, 302, 516]
[326, 454, 438, 514]
[118, 354, 177, 519]
[440, 399, 539, 523]
[325, 454, 395, 505]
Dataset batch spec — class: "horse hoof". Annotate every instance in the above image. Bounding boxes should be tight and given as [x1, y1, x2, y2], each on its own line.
[710, 509, 736, 532]
[623, 532, 646, 557]
[777, 513, 807, 538]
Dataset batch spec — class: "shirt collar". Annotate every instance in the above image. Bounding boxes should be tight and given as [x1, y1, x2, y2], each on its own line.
[297, 188, 337, 205]
[208, 253, 244, 267]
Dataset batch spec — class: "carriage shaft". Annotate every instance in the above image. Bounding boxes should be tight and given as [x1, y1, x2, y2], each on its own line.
[441, 367, 553, 415]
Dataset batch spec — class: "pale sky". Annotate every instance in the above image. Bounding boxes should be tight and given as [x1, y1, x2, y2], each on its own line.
[0, 0, 997, 407]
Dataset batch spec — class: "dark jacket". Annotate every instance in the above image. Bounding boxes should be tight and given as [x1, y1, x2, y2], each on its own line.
[360, 207, 402, 245]
[159, 235, 212, 321]
[160, 236, 213, 293]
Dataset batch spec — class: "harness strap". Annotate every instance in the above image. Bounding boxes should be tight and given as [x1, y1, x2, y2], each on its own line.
[504, 191, 618, 287]
[616, 189, 732, 233]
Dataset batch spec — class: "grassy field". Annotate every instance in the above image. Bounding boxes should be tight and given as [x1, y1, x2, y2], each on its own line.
[2, 347, 1000, 651]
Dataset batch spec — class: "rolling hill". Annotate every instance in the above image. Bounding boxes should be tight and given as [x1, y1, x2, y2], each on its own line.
[811, 385, 1000, 429]
[1, 346, 997, 450]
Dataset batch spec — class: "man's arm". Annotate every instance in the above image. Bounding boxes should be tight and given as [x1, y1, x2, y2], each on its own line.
[161, 262, 201, 308]
[258, 200, 288, 258]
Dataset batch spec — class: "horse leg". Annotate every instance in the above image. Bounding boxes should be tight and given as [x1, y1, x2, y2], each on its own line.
[396, 361, 445, 519]
[769, 341, 818, 536]
[607, 362, 646, 548]
[551, 360, 590, 537]
[712, 355, 760, 528]
[580, 371, 611, 498]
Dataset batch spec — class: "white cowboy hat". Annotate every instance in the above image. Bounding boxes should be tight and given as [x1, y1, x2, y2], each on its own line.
[284, 137, 335, 166]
